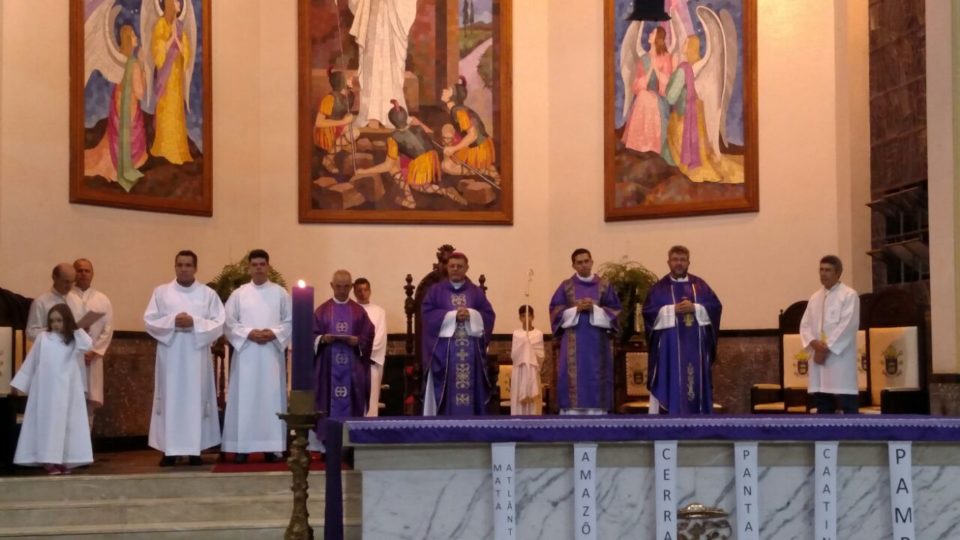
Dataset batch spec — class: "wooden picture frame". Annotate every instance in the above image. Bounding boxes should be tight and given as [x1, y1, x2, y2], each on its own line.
[604, 0, 757, 221]
[70, 0, 213, 216]
[298, 0, 513, 225]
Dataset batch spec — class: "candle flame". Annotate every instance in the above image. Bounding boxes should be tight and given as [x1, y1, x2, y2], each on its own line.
[297, 280, 306, 288]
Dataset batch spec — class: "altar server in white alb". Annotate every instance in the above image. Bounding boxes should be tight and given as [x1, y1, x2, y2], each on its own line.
[25, 263, 82, 341]
[354, 277, 388, 416]
[72, 258, 114, 429]
[144, 250, 225, 466]
[800, 255, 860, 414]
[510, 305, 545, 415]
[12, 304, 93, 474]
[222, 249, 293, 464]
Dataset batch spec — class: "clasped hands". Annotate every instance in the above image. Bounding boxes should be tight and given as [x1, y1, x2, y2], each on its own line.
[174, 312, 194, 328]
[674, 298, 696, 315]
[809, 340, 830, 365]
[576, 298, 594, 313]
[456, 307, 471, 322]
[248, 329, 277, 345]
[321, 333, 359, 347]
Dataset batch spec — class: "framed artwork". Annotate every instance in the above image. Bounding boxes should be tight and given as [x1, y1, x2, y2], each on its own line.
[298, 0, 513, 224]
[70, 0, 213, 216]
[604, 0, 757, 221]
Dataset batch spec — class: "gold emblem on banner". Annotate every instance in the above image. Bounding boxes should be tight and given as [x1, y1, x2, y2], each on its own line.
[456, 393, 471, 406]
[683, 313, 695, 327]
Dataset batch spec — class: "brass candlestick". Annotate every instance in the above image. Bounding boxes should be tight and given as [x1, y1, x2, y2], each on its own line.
[278, 389, 322, 540]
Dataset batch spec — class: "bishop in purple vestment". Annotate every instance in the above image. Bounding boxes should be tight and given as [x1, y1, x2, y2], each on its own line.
[642, 246, 722, 414]
[421, 253, 496, 416]
[313, 270, 375, 429]
[549, 248, 622, 412]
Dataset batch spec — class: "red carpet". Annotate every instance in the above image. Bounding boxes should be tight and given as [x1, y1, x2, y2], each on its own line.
[211, 452, 350, 473]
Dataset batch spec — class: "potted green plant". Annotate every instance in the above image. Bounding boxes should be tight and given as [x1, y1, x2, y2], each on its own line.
[597, 257, 658, 346]
[207, 256, 288, 304]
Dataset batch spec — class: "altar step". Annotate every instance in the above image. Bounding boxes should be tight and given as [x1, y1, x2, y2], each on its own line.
[0, 471, 360, 539]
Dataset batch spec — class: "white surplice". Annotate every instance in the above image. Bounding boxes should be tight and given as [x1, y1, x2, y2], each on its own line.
[25, 289, 83, 342]
[510, 328, 544, 415]
[222, 282, 292, 453]
[800, 282, 860, 395]
[72, 287, 114, 407]
[360, 302, 387, 417]
[12, 330, 93, 467]
[144, 280, 225, 456]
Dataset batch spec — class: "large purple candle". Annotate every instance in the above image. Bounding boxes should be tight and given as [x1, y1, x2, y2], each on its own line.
[291, 280, 315, 391]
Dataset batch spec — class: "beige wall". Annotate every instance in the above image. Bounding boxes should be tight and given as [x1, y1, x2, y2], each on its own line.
[1, 0, 874, 337]
[928, 0, 960, 373]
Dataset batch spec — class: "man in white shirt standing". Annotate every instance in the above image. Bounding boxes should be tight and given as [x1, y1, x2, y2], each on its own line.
[353, 278, 387, 417]
[144, 250, 225, 466]
[800, 255, 860, 414]
[72, 258, 114, 430]
[222, 249, 292, 464]
[25, 263, 82, 341]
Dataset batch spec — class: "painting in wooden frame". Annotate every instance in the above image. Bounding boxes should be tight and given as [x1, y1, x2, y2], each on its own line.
[604, 0, 757, 221]
[70, 0, 213, 216]
[298, 0, 513, 225]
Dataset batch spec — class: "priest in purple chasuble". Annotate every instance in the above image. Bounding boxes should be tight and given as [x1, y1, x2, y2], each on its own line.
[313, 270, 375, 433]
[642, 245, 722, 414]
[549, 248, 622, 413]
[421, 252, 496, 416]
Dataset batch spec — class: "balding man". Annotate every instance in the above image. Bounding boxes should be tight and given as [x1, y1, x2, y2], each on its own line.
[72, 258, 114, 429]
[312, 270, 375, 431]
[26, 263, 82, 342]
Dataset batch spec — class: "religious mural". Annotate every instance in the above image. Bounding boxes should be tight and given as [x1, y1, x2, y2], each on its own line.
[298, 0, 513, 224]
[604, 0, 757, 221]
[70, 0, 212, 216]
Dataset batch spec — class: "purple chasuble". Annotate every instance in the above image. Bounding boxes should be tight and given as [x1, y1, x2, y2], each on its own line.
[312, 300, 374, 433]
[549, 275, 622, 410]
[642, 274, 722, 414]
[421, 280, 496, 416]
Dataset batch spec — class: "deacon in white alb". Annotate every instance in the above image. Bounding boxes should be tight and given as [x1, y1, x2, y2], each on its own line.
[800, 255, 860, 414]
[353, 277, 387, 416]
[72, 258, 114, 429]
[144, 250, 225, 466]
[25, 263, 82, 341]
[222, 249, 293, 464]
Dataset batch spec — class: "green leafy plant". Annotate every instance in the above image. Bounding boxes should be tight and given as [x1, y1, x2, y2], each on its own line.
[597, 257, 658, 345]
[207, 255, 287, 304]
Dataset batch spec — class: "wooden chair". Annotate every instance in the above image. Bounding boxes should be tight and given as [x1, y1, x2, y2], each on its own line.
[0, 287, 32, 470]
[864, 288, 928, 414]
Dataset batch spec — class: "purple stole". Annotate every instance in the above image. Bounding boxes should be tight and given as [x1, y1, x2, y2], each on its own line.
[422, 281, 495, 416]
[549, 276, 621, 410]
[643, 274, 721, 414]
[313, 301, 372, 425]
[439, 319, 484, 416]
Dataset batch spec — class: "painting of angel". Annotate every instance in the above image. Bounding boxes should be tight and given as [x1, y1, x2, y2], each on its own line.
[70, 0, 212, 216]
[297, 0, 513, 225]
[604, 0, 757, 220]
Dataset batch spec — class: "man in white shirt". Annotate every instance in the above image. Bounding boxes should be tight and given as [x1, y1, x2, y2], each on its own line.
[72, 258, 114, 430]
[222, 250, 292, 463]
[144, 250, 225, 466]
[353, 278, 387, 417]
[799, 255, 860, 414]
[26, 263, 82, 341]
